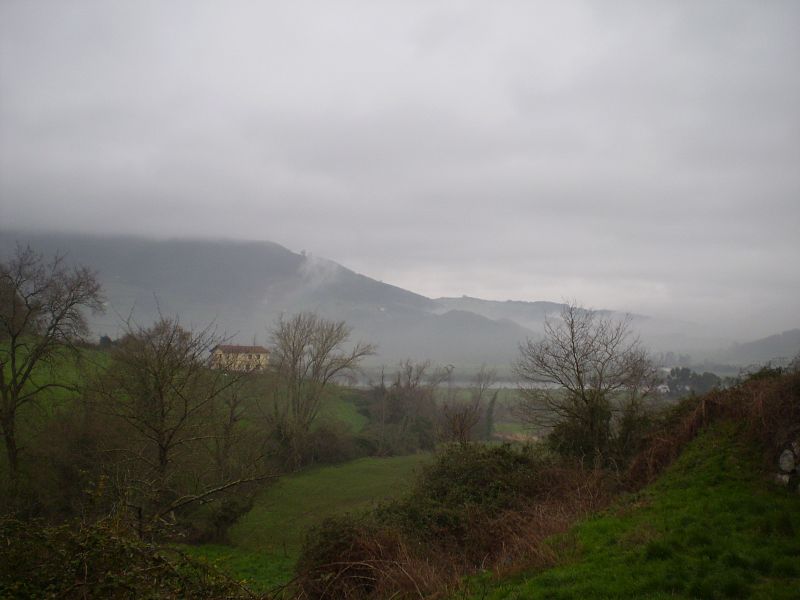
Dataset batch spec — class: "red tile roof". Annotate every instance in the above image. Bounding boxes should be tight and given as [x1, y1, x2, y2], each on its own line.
[212, 345, 269, 354]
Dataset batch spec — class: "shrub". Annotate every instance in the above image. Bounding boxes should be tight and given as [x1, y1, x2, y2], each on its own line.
[298, 372, 800, 599]
[264, 420, 363, 469]
[546, 400, 612, 462]
[178, 493, 256, 544]
[306, 421, 362, 465]
[0, 517, 246, 598]
[626, 371, 800, 486]
[295, 515, 412, 599]
[295, 444, 609, 598]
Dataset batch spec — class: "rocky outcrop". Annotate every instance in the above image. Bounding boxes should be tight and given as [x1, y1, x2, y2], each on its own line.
[774, 439, 800, 493]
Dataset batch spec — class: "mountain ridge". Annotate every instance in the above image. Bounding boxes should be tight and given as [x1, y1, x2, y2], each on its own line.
[1, 230, 796, 367]
[0, 230, 530, 365]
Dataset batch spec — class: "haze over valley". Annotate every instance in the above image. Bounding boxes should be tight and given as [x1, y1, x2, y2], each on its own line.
[1, 230, 795, 370]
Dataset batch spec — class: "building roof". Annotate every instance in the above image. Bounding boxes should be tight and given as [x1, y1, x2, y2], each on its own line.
[212, 345, 269, 354]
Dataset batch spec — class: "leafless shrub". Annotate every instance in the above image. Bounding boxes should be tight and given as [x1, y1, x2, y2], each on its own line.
[626, 371, 800, 487]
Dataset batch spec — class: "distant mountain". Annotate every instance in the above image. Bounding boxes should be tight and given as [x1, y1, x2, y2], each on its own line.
[434, 296, 567, 330]
[0, 231, 530, 366]
[432, 296, 730, 358]
[3, 230, 787, 369]
[720, 329, 800, 366]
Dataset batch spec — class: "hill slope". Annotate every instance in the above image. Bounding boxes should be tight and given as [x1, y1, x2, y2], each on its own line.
[0, 230, 531, 365]
[466, 423, 800, 599]
[4, 230, 790, 366]
[721, 329, 800, 367]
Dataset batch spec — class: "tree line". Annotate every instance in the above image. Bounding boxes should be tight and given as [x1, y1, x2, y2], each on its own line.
[0, 246, 505, 538]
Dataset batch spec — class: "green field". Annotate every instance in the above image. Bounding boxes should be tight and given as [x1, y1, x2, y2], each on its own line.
[0, 345, 107, 477]
[186, 453, 429, 592]
[464, 423, 800, 599]
[316, 392, 369, 432]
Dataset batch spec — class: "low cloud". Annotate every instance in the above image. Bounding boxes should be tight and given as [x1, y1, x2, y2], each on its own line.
[1, 1, 798, 338]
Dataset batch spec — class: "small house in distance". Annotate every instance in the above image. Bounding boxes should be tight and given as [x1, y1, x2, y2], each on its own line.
[209, 345, 270, 372]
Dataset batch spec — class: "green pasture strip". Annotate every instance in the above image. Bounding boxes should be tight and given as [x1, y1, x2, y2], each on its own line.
[316, 393, 369, 432]
[230, 453, 428, 554]
[189, 453, 429, 590]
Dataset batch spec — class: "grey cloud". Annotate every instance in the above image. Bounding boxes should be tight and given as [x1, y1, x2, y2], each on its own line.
[1, 0, 799, 340]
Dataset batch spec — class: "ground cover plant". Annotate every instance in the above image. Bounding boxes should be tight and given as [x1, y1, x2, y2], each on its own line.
[463, 422, 800, 599]
[0, 517, 247, 599]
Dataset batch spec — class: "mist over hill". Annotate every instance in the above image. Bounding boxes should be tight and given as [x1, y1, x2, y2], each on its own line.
[1, 231, 795, 368]
[0, 231, 529, 366]
[434, 296, 742, 360]
[719, 329, 800, 367]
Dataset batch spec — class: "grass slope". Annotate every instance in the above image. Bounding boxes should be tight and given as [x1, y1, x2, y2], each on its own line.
[466, 423, 800, 599]
[0, 344, 106, 478]
[187, 453, 428, 592]
[317, 394, 369, 432]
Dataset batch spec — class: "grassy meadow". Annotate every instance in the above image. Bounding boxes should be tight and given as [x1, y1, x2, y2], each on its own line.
[186, 452, 429, 592]
[316, 392, 370, 432]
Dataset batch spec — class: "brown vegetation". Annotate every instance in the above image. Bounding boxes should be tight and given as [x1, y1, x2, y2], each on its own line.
[292, 369, 800, 599]
[292, 445, 613, 599]
[627, 367, 800, 487]
[439, 366, 498, 444]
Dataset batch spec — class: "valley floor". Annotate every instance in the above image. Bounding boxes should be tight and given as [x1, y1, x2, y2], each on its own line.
[184, 453, 429, 592]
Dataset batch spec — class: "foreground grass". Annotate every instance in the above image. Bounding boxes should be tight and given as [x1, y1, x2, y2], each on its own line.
[465, 423, 800, 599]
[188, 453, 429, 592]
[181, 544, 295, 594]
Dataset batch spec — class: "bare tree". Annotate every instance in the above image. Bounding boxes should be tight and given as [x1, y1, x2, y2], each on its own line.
[267, 312, 374, 468]
[207, 376, 263, 482]
[96, 317, 266, 526]
[514, 301, 658, 464]
[0, 245, 103, 480]
[369, 360, 451, 454]
[440, 365, 498, 444]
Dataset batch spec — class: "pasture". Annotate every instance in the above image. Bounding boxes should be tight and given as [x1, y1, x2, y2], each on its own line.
[187, 453, 429, 591]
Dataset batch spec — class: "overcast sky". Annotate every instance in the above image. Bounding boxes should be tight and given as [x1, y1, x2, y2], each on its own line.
[1, 1, 798, 336]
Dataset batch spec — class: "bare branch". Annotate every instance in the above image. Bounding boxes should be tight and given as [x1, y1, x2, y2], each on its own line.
[0, 245, 104, 479]
[156, 473, 278, 519]
[267, 312, 375, 468]
[513, 301, 658, 462]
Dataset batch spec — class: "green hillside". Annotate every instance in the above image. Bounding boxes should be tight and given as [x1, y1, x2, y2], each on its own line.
[465, 423, 800, 599]
[317, 393, 369, 432]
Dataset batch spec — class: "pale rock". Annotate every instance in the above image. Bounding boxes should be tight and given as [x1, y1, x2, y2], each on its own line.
[779, 449, 796, 473]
